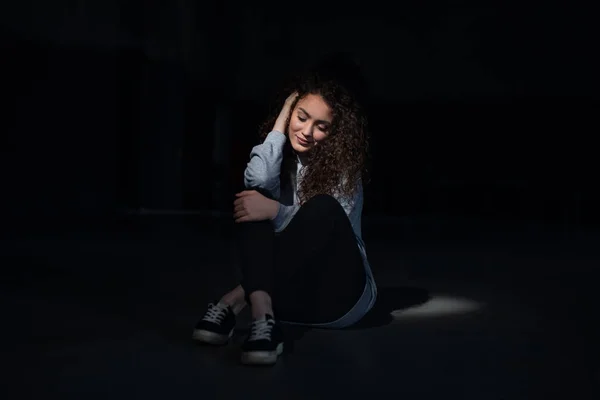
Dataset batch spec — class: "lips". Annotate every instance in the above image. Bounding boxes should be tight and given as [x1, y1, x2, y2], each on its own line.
[296, 135, 312, 146]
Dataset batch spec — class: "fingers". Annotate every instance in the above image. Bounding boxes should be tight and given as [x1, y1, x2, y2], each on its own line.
[233, 209, 248, 220]
[234, 207, 253, 223]
[233, 190, 260, 222]
[286, 92, 299, 104]
[234, 194, 251, 209]
[235, 190, 256, 198]
[233, 195, 247, 219]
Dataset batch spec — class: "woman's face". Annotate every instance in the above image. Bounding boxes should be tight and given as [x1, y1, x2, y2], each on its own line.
[288, 94, 333, 154]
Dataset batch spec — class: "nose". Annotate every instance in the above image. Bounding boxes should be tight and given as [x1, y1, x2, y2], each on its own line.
[301, 124, 314, 139]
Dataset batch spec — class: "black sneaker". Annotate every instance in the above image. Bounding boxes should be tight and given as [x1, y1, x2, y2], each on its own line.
[240, 314, 284, 365]
[192, 302, 236, 345]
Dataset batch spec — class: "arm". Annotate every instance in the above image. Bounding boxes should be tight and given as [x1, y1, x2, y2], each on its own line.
[243, 92, 298, 199]
[243, 130, 286, 198]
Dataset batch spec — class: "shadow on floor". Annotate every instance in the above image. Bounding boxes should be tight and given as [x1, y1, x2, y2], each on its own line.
[279, 286, 430, 354]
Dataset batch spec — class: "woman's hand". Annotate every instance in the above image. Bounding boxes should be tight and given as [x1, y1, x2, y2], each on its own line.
[233, 190, 279, 223]
[273, 92, 299, 134]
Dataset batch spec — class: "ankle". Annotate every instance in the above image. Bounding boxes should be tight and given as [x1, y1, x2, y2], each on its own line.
[249, 291, 274, 320]
[251, 308, 274, 320]
[219, 286, 247, 315]
[219, 297, 247, 315]
[231, 301, 247, 315]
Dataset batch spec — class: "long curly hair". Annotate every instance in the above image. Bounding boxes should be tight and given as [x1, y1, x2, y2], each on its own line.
[257, 65, 370, 205]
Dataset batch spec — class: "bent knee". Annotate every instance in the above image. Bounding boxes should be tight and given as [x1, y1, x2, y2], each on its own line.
[301, 194, 345, 216]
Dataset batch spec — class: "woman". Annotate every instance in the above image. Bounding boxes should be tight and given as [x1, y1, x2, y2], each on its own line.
[193, 67, 377, 365]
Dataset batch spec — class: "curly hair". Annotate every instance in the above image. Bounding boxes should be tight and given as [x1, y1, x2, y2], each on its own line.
[258, 70, 370, 205]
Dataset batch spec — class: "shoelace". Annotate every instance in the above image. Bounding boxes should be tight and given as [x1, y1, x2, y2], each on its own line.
[248, 319, 274, 341]
[202, 303, 228, 324]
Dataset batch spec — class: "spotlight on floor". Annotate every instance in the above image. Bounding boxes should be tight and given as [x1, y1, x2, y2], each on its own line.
[391, 295, 484, 320]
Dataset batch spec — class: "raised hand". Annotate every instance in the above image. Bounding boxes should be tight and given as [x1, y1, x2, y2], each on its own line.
[273, 92, 299, 134]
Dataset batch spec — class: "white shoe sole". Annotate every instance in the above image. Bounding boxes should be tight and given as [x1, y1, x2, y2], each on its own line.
[192, 329, 233, 345]
[240, 343, 284, 365]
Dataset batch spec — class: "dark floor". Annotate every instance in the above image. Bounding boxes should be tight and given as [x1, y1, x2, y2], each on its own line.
[1, 214, 598, 399]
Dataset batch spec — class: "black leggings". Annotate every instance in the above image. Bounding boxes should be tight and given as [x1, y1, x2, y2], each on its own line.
[238, 193, 366, 324]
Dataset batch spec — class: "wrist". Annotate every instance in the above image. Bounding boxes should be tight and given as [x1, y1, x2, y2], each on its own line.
[273, 116, 288, 136]
[269, 199, 280, 220]
[272, 127, 287, 139]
